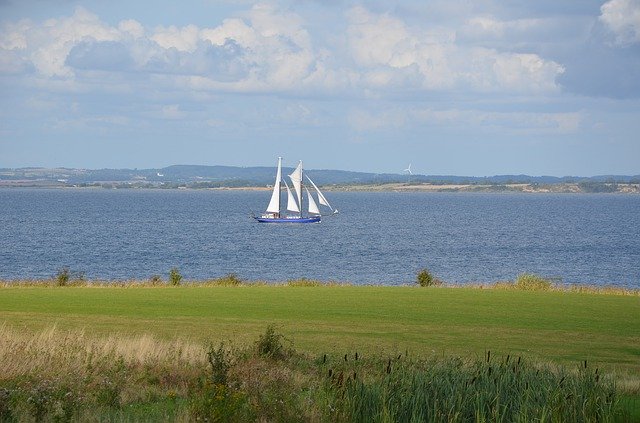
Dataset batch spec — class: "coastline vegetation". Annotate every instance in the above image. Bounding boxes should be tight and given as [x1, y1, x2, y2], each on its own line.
[1, 273, 639, 420]
[0, 325, 633, 422]
[2, 270, 637, 296]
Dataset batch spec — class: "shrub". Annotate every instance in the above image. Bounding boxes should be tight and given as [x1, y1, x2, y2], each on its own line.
[168, 268, 182, 286]
[0, 388, 12, 421]
[191, 343, 248, 421]
[56, 267, 71, 286]
[256, 326, 290, 360]
[207, 343, 230, 386]
[55, 267, 85, 286]
[94, 377, 120, 408]
[217, 273, 242, 286]
[149, 275, 163, 285]
[190, 382, 247, 422]
[416, 268, 441, 287]
[515, 273, 553, 291]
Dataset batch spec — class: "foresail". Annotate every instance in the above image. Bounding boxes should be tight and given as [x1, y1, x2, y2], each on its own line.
[306, 176, 333, 211]
[306, 187, 320, 215]
[288, 161, 303, 209]
[266, 157, 282, 213]
[285, 181, 300, 213]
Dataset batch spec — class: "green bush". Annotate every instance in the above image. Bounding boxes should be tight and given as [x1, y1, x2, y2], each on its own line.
[416, 268, 441, 287]
[515, 273, 553, 291]
[190, 381, 247, 422]
[168, 268, 182, 286]
[207, 343, 230, 386]
[255, 326, 290, 360]
[217, 273, 242, 286]
[56, 267, 71, 287]
[55, 267, 85, 287]
[191, 342, 248, 421]
[0, 388, 12, 421]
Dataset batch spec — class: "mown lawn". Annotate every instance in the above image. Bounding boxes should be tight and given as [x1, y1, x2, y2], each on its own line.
[1, 285, 638, 374]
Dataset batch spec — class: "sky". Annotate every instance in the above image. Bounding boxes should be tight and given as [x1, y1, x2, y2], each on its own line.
[1, 0, 639, 176]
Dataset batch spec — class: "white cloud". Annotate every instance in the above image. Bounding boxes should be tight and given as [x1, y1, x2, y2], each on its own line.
[151, 25, 200, 52]
[118, 19, 145, 39]
[2, 7, 122, 77]
[0, 3, 565, 98]
[600, 0, 640, 45]
[345, 6, 564, 94]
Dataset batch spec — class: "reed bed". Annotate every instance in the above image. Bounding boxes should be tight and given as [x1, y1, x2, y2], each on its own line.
[326, 353, 618, 423]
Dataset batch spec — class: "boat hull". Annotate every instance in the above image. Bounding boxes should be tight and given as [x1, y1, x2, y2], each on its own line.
[255, 216, 321, 224]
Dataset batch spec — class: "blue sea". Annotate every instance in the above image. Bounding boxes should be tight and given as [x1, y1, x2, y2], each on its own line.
[1, 188, 639, 287]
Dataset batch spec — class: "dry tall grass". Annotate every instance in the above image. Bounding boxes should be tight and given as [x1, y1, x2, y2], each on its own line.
[0, 324, 206, 409]
[0, 325, 205, 379]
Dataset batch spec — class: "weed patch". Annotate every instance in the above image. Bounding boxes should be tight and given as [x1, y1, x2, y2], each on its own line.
[515, 273, 554, 290]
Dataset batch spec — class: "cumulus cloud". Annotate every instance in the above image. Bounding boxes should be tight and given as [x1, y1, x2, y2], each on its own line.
[345, 6, 564, 94]
[152, 25, 200, 52]
[600, 0, 640, 45]
[0, 3, 567, 98]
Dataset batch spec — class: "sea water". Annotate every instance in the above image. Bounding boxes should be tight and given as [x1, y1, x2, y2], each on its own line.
[1, 189, 638, 287]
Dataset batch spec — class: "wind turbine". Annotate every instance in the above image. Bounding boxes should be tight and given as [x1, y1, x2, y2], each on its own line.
[403, 164, 412, 184]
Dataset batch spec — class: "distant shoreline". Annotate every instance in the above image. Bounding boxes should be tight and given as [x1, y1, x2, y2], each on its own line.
[1, 181, 639, 194]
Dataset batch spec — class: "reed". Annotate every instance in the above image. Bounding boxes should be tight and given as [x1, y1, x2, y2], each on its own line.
[330, 354, 619, 422]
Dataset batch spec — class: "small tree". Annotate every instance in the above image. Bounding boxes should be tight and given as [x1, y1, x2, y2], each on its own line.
[169, 268, 182, 286]
[416, 268, 441, 287]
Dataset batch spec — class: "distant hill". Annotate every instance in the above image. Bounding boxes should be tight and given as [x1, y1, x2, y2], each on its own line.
[0, 165, 638, 187]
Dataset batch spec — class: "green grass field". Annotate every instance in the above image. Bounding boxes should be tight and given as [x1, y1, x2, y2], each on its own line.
[1, 284, 639, 421]
[1, 285, 638, 373]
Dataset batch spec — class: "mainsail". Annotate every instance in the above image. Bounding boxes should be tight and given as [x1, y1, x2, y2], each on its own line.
[285, 181, 300, 213]
[266, 157, 282, 214]
[306, 187, 320, 215]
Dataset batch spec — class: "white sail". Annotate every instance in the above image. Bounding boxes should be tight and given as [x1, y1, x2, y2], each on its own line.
[266, 157, 282, 214]
[305, 175, 333, 211]
[285, 181, 300, 213]
[288, 160, 303, 211]
[306, 187, 320, 215]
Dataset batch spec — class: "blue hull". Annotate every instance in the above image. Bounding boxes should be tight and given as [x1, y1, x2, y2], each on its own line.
[255, 216, 321, 224]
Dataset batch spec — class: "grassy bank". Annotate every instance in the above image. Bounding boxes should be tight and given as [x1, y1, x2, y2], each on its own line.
[0, 285, 638, 371]
[0, 284, 638, 420]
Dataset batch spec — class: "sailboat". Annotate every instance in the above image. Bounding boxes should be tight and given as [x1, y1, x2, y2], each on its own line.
[254, 157, 337, 223]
